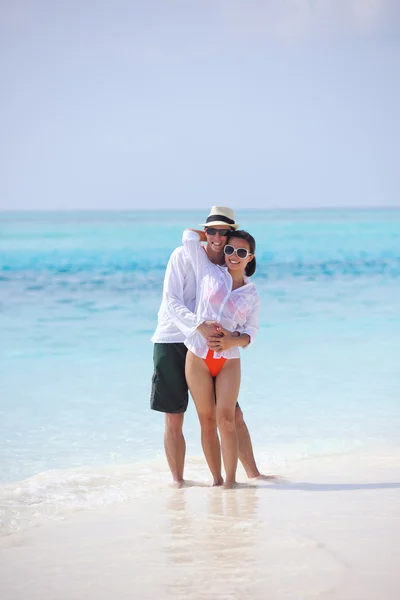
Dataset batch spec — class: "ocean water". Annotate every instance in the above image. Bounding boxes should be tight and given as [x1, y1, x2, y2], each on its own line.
[1, 209, 399, 535]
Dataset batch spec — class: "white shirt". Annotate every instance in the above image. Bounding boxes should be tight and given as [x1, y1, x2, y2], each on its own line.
[182, 230, 260, 360]
[151, 246, 201, 343]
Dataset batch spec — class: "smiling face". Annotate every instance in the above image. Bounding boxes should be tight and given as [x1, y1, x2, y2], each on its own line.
[204, 225, 231, 263]
[224, 236, 254, 275]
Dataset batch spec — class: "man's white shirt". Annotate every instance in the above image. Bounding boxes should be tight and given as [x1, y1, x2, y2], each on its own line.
[151, 246, 201, 343]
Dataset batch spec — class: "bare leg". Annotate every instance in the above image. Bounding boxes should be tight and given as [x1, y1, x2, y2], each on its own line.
[236, 405, 280, 481]
[215, 359, 241, 487]
[186, 351, 223, 485]
[164, 413, 185, 487]
[235, 405, 261, 478]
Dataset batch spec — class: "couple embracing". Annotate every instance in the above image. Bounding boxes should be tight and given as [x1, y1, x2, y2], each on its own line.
[151, 206, 269, 488]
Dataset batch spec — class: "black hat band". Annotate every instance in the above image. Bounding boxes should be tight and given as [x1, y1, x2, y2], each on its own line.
[206, 214, 235, 225]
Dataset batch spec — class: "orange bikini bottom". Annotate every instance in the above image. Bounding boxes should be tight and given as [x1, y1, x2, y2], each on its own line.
[204, 349, 227, 377]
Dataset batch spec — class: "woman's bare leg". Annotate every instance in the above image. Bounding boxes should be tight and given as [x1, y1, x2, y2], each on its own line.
[185, 351, 223, 485]
[215, 358, 241, 487]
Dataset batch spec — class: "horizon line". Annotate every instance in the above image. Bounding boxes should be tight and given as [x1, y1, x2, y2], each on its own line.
[1, 205, 400, 214]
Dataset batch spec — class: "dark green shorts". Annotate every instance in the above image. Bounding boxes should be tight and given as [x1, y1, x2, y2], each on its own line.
[150, 343, 189, 414]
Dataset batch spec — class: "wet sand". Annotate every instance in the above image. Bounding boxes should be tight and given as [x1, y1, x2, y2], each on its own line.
[1, 451, 400, 600]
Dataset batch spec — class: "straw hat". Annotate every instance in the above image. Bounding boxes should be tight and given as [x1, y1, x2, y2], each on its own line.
[200, 206, 239, 230]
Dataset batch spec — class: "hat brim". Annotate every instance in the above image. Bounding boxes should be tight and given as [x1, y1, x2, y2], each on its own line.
[200, 220, 239, 230]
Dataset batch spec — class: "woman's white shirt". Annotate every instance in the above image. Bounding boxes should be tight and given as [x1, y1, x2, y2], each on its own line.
[182, 230, 260, 360]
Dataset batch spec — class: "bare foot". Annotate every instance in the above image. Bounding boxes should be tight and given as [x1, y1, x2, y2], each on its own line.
[224, 481, 258, 489]
[170, 479, 185, 489]
[223, 480, 237, 489]
[212, 476, 224, 487]
[249, 474, 284, 482]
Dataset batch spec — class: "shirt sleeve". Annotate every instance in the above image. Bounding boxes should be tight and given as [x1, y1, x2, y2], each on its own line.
[164, 248, 203, 338]
[182, 229, 210, 276]
[240, 290, 260, 349]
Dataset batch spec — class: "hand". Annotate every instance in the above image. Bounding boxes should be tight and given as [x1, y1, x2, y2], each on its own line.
[196, 321, 221, 338]
[207, 326, 236, 352]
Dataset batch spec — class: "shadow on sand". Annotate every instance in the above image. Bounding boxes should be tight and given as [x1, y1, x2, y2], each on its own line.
[256, 481, 400, 492]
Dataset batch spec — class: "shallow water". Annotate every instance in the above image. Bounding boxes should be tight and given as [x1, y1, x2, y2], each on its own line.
[1, 209, 399, 534]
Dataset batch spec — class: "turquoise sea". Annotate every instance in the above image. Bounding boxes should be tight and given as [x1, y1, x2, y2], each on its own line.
[1, 209, 399, 534]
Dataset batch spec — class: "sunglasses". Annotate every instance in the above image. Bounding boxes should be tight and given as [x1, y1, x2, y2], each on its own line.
[205, 227, 231, 237]
[224, 245, 251, 259]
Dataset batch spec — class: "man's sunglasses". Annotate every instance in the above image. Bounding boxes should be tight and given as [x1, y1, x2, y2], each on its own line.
[224, 245, 251, 259]
[205, 227, 231, 236]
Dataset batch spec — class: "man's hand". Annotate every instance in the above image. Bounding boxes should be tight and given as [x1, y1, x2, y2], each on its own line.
[207, 326, 237, 352]
[196, 321, 222, 338]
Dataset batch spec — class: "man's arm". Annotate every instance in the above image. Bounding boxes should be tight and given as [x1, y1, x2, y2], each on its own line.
[186, 228, 206, 242]
[164, 249, 220, 338]
[206, 329, 250, 353]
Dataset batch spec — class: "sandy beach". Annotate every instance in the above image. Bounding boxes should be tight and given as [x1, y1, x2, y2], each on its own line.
[1, 450, 399, 600]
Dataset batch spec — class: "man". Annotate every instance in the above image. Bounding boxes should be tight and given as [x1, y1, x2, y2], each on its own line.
[151, 206, 267, 486]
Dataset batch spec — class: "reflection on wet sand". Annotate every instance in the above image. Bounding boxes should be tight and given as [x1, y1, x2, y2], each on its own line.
[153, 476, 349, 599]
[161, 486, 262, 597]
[1, 454, 399, 600]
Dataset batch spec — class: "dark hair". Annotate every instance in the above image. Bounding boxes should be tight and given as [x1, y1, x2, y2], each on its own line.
[227, 229, 257, 277]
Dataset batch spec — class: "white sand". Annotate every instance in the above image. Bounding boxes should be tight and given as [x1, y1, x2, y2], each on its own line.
[1, 451, 399, 600]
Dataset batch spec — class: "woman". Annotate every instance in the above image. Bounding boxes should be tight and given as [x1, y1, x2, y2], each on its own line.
[183, 226, 260, 487]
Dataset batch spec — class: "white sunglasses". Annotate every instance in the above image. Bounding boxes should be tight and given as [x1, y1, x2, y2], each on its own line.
[224, 245, 251, 259]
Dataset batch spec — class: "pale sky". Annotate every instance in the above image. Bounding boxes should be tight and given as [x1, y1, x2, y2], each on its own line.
[1, 0, 400, 211]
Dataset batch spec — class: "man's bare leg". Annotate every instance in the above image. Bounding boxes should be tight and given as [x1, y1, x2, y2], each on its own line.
[235, 405, 278, 480]
[164, 413, 186, 487]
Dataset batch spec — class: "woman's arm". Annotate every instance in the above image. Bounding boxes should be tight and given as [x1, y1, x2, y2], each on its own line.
[239, 293, 260, 348]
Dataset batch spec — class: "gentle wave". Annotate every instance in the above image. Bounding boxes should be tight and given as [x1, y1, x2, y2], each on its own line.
[1, 445, 387, 538]
[0, 449, 315, 537]
[0, 457, 218, 537]
[0, 461, 169, 537]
